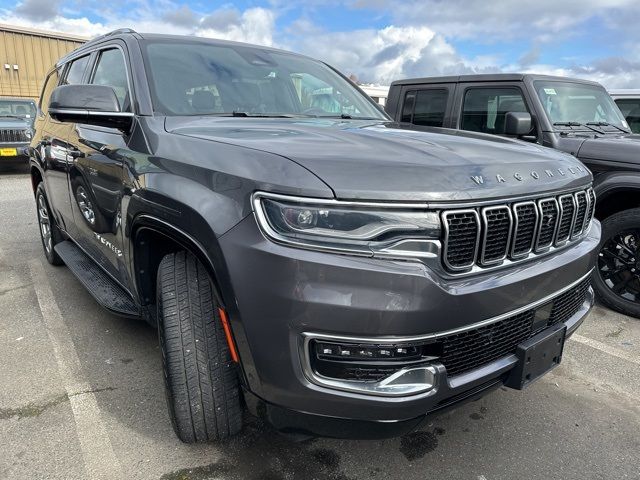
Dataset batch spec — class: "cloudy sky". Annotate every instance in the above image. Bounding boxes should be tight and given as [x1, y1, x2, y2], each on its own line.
[1, 0, 639, 88]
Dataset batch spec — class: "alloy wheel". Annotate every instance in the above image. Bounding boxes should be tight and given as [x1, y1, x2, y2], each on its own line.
[37, 193, 52, 253]
[598, 230, 640, 304]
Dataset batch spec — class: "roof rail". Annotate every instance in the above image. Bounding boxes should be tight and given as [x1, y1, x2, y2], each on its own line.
[86, 28, 137, 45]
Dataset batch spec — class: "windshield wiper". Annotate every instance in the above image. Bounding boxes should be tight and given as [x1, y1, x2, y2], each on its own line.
[553, 121, 604, 134]
[231, 111, 301, 118]
[587, 121, 630, 134]
[0, 114, 26, 120]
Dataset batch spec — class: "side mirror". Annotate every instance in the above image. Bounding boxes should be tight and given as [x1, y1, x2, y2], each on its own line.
[504, 112, 532, 136]
[48, 85, 133, 131]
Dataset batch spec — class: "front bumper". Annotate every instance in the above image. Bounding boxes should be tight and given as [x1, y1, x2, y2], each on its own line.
[0, 144, 29, 161]
[218, 215, 600, 436]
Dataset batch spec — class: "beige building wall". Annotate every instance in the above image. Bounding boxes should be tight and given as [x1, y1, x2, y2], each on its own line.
[0, 24, 86, 100]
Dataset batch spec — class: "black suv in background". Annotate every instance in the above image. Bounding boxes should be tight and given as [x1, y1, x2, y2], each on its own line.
[0, 97, 35, 165]
[386, 74, 640, 318]
[30, 31, 598, 442]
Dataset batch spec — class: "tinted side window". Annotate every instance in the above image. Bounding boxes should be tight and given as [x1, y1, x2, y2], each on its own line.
[615, 98, 640, 133]
[413, 89, 448, 127]
[62, 55, 90, 85]
[462, 87, 529, 135]
[39, 69, 60, 114]
[90, 49, 131, 111]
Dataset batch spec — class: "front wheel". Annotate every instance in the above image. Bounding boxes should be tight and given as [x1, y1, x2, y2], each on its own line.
[157, 251, 243, 442]
[593, 208, 640, 318]
[35, 183, 64, 265]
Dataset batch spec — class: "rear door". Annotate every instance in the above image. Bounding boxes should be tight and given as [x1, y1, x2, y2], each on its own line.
[65, 45, 133, 284]
[396, 83, 456, 130]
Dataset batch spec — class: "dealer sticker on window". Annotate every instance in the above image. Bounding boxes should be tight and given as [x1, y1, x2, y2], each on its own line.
[544, 88, 557, 95]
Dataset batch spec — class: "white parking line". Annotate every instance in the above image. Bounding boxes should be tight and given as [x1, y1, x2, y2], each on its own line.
[570, 333, 640, 366]
[29, 259, 124, 480]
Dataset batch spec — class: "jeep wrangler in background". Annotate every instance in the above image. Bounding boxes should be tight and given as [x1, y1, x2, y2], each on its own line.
[609, 89, 640, 133]
[0, 97, 35, 165]
[387, 74, 640, 318]
[31, 32, 598, 442]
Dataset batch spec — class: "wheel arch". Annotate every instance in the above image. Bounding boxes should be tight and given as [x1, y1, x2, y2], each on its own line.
[593, 172, 640, 220]
[130, 215, 231, 315]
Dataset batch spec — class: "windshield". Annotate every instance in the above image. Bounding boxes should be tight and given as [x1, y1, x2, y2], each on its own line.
[534, 81, 628, 130]
[0, 100, 36, 120]
[141, 40, 386, 119]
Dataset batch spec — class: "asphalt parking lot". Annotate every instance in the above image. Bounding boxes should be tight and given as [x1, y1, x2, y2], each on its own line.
[1, 165, 639, 480]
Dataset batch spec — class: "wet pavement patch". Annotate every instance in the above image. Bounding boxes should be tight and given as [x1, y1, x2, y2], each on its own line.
[160, 419, 352, 480]
[399, 427, 445, 461]
[160, 461, 234, 480]
[0, 393, 69, 420]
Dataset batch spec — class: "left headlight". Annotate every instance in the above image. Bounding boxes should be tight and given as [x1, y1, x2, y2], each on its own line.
[24, 129, 33, 140]
[253, 192, 440, 256]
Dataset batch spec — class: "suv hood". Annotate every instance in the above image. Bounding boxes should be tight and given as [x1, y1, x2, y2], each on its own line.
[166, 117, 592, 202]
[576, 133, 640, 165]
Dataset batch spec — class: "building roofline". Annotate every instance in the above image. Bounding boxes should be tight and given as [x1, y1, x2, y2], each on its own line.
[0, 23, 88, 42]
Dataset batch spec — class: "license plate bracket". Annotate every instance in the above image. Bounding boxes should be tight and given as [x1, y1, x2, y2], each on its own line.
[505, 324, 566, 390]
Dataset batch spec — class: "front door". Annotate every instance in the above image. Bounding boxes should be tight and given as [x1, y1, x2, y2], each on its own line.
[65, 47, 133, 285]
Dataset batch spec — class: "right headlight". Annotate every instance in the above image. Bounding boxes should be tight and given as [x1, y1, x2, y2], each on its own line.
[253, 192, 440, 257]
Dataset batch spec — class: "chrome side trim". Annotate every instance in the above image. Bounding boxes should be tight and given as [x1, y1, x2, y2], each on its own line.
[441, 209, 480, 271]
[510, 201, 538, 258]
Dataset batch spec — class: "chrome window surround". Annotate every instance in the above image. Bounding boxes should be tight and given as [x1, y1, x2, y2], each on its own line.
[441, 209, 481, 271]
[300, 269, 593, 397]
[510, 201, 539, 258]
[479, 205, 513, 266]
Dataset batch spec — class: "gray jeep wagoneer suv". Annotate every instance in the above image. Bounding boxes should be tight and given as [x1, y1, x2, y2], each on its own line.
[29, 29, 599, 441]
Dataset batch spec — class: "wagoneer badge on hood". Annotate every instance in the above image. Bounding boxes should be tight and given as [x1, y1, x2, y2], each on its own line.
[471, 166, 586, 185]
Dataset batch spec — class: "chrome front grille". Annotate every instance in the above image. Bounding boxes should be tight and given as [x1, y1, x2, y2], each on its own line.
[442, 187, 594, 273]
[0, 129, 28, 143]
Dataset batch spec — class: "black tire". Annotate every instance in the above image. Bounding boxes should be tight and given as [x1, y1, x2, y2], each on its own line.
[35, 183, 64, 266]
[157, 251, 243, 442]
[593, 208, 640, 319]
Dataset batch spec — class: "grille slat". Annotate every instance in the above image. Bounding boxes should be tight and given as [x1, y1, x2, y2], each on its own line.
[442, 188, 593, 273]
[0, 129, 28, 143]
[480, 206, 511, 264]
[511, 202, 538, 257]
[572, 192, 588, 237]
[440, 277, 591, 376]
[556, 195, 575, 245]
[443, 210, 479, 270]
[535, 198, 559, 250]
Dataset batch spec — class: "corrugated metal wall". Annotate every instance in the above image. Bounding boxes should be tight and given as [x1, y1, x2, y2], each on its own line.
[0, 27, 85, 100]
